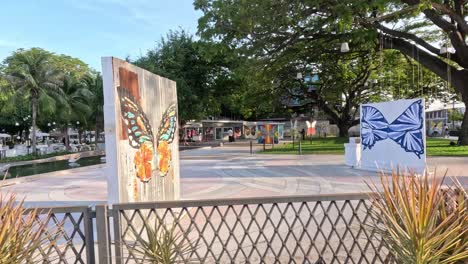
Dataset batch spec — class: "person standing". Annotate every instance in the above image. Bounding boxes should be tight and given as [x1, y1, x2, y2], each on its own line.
[300, 128, 306, 141]
[187, 129, 192, 142]
[183, 130, 189, 146]
[228, 128, 234, 142]
[444, 123, 449, 138]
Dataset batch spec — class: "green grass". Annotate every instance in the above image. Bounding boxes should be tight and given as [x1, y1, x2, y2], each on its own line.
[426, 138, 468, 156]
[263, 137, 347, 155]
[0, 151, 71, 163]
[262, 137, 468, 157]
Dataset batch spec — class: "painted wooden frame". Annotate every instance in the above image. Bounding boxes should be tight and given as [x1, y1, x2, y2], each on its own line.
[102, 57, 179, 203]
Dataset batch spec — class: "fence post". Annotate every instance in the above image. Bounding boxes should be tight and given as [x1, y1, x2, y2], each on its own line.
[263, 140, 266, 151]
[112, 206, 123, 264]
[292, 133, 295, 149]
[299, 140, 302, 155]
[84, 207, 96, 264]
[96, 205, 112, 264]
[250, 140, 253, 155]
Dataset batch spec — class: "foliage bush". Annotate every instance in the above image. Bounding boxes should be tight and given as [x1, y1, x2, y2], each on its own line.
[0, 151, 70, 163]
[130, 218, 192, 263]
[368, 170, 468, 263]
[0, 193, 60, 263]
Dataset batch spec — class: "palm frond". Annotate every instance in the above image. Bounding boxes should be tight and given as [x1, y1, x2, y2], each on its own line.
[0, 193, 62, 263]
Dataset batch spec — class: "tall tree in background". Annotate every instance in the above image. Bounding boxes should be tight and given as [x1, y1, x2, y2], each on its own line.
[84, 73, 104, 141]
[133, 30, 243, 123]
[55, 75, 93, 147]
[195, 0, 468, 143]
[1, 48, 62, 153]
[275, 51, 382, 137]
[1, 48, 94, 151]
[361, 0, 468, 142]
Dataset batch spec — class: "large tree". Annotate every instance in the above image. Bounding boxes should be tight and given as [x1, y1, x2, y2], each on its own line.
[54, 75, 93, 147]
[133, 30, 244, 123]
[1, 48, 63, 153]
[274, 51, 383, 137]
[84, 73, 104, 142]
[1, 48, 94, 152]
[361, 0, 468, 142]
[195, 0, 468, 142]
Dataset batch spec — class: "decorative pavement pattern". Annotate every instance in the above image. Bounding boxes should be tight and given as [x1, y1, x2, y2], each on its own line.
[1, 145, 467, 207]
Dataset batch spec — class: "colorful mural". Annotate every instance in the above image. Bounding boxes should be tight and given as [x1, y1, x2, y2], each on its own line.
[278, 124, 284, 139]
[306, 120, 317, 136]
[102, 57, 179, 203]
[257, 124, 279, 144]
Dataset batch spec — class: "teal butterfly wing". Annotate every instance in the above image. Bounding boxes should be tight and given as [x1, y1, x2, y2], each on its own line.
[156, 104, 177, 177]
[117, 86, 154, 149]
[157, 104, 177, 144]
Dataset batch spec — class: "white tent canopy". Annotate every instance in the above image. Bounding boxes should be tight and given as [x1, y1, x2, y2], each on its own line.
[29, 132, 50, 138]
[0, 133, 11, 138]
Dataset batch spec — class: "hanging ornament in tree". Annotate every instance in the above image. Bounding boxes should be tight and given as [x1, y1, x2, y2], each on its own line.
[340, 42, 350, 53]
[439, 46, 447, 54]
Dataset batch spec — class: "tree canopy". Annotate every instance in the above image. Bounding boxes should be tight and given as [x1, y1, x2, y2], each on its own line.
[195, 0, 468, 142]
[0, 48, 101, 150]
[133, 30, 249, 123]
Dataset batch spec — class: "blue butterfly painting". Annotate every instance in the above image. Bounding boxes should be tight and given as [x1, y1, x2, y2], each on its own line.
[361, 99, 424, 159]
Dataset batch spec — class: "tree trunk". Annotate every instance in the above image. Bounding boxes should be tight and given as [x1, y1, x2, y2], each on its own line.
[31, 97, 38, 155]
[95, 113, 103, 142]
[453, 71, 468, 145]
[459, 109, 468, 145]
[62, 127, 70, 150]
[337, 122, 350, 138]
[78, 130, 82, 144]
[95, 128, 99, 143]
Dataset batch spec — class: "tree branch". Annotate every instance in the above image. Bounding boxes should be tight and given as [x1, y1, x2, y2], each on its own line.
[367, 5, 420, 23]
[383, 35, 459, 89]
[422, 8, 458, 32]
[431, 3, 468, 34]
[375, 23, 440, 55]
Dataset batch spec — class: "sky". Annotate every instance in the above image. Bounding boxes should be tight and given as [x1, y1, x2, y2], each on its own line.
[0, 0, 201, 70]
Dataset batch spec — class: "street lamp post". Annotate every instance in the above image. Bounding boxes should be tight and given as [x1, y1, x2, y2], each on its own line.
[76, 121, 81, 144]
[452, 99, 456, 130]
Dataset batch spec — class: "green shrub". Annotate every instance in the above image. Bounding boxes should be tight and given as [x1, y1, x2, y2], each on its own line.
[130, 218, 193, 263]
[0, 151, 70, 163]
[368, 170, 468, 263]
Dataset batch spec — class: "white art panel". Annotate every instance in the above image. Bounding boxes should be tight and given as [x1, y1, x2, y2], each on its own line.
[102, 57, 180, 204]
[360, 98, 426, 172]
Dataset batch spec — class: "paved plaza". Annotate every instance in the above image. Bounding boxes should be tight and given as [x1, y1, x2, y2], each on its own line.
[1, 145, 467, 207]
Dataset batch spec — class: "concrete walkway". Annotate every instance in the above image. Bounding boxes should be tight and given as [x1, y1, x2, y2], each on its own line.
[1, 146, 467, 207]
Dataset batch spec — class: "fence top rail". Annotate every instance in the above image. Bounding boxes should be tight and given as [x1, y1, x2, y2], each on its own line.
[24, 205, 92, 215]
[112, 192, 374, 210]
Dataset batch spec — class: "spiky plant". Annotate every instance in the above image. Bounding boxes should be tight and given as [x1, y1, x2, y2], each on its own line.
[0, 193, 60, 263]
[130, 218, 193, 263]
[368, 170, 468, 264]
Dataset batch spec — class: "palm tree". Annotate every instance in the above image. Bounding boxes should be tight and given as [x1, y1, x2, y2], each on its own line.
[2, 48, 62, 154]
[56, 74, 93, 147]
[83, 74, 104, 142]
